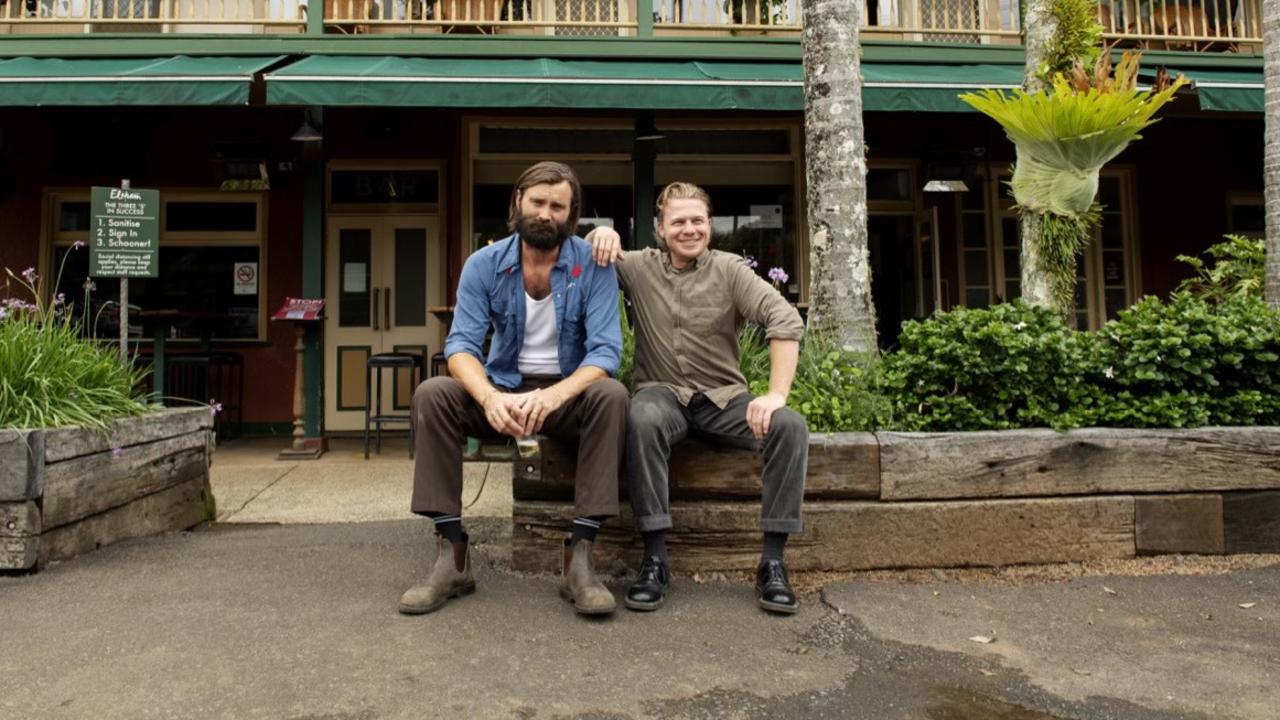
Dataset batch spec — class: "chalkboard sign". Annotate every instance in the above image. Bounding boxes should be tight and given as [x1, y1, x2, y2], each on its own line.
[89, 185, 159, 278]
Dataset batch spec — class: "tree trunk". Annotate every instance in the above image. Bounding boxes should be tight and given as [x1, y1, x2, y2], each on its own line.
[1017, 0, 1060, 310]
[802, 0, 877, 352]
[1265, 0, 1280, 308]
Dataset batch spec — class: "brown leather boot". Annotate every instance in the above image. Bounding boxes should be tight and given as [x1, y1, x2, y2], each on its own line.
[398, 535, 475, 615]
[558, 538, 616, 616]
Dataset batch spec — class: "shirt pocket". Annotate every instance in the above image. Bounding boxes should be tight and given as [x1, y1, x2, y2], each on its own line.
[685, 287, 732, 329]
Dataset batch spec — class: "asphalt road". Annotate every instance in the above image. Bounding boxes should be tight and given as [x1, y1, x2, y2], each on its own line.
[1, 520, 1276, 720]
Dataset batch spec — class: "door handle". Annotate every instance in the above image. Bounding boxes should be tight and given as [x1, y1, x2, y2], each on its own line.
[372, 286, 379, 331]
[384, 287, 392, 329]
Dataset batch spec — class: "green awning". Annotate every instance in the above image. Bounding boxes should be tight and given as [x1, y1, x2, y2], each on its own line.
[265, 56, 1023, 112]
[1173, 67, 1264, 113]
[0, 56, 284, 106]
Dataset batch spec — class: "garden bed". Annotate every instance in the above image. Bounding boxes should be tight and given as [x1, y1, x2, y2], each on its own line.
[1, 407, 215, 571]
[511, 428, 1280, 572]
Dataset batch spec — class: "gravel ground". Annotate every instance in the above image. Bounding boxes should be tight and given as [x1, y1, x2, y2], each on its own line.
[664, 553, 1280, 597]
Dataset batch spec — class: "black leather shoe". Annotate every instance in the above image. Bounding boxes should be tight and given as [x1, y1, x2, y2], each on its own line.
[625, 556, 670, 611]
[756, 559, 799, 614]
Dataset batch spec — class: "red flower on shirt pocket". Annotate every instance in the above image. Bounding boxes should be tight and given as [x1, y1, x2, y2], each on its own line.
[572, 265, 582, 279]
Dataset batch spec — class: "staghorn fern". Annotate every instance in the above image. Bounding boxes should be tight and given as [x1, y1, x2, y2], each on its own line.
[961, 52, 1186, 219]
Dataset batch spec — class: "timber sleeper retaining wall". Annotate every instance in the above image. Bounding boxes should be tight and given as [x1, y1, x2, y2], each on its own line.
[511, 428, 1280, 572]
[0, 407, 216, 571]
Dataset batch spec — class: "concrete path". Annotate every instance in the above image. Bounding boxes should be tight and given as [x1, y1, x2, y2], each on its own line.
[210, 436, 512, 525]
[1, 437, 1276, 719]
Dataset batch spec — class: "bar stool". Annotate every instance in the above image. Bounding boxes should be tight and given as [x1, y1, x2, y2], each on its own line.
[430, 350, 448, 378]
[364, 351, 425, 460]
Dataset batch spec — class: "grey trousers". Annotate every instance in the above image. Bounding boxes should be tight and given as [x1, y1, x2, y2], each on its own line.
[626, 387, 807, 534]
[411, 376, 627, 519]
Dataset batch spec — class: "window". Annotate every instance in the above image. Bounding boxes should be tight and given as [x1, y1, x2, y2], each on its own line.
[1228, 194, 1264, 238]
[957, 173, 993, 308]
[46, 190, 267, 342]
[466, 118, 804, 297]
[988, 171, 1136, 329]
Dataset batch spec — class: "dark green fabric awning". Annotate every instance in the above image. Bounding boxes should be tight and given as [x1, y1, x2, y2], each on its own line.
[1173, 67, 1264, 113]
[0, 56, 284, 106]
[265, 56, 1022, 112]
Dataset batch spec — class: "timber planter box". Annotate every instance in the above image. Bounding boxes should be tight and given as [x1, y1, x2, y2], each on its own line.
[1, 407, 215, 571]
[511, 428, 1280, 573]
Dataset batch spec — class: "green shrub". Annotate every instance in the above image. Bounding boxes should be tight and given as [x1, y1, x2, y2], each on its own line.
[1176, 234, 1265, 303]
[741, 327, 888, 433]
[1085, 292, 1280, 427]
[879, 301, 1094, 431]
[1, 265, 150, 429]
[616, 292, 636, 389]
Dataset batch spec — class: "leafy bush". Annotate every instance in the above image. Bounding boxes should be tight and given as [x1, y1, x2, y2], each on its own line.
[1, 263, 149, 429]
[879, 301, 1093, 431]
[1176, 234, 1265, 303]
[741, 326, 888, 433]
[1084, 292, 1280, 427]
[616, 292, 636, 389]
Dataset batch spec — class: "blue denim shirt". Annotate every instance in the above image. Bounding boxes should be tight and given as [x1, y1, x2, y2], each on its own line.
[444, 233, 622, 390]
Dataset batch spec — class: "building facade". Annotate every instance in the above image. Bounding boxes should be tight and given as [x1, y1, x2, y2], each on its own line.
[0, 2, 1267, 439]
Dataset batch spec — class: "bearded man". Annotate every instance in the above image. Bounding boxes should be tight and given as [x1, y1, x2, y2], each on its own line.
[399, 161, 626, 617]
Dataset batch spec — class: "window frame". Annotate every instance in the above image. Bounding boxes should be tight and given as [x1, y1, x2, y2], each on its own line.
[43, 187, 270, 343]
[1226, 192, 1265, 238]
[986, 167, 1140, 330]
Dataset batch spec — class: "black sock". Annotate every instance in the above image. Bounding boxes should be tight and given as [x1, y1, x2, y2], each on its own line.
[427, 512, 465, 544]
[642, 530, 668, 565]
[570, 516, 604, 545]
[762, 532, 788, 563]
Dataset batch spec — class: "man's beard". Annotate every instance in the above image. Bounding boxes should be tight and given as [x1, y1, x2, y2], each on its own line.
[517, 214, 572, 252]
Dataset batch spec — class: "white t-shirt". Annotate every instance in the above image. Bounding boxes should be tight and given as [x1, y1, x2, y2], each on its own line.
[518, 292, 561, 376]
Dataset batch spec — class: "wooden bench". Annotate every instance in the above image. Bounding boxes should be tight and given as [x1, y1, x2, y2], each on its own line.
[507, 428, 1280, 574]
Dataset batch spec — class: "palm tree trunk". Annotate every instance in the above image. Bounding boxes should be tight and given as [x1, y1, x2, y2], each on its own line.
[802, 0, 877, 352]
[1265, 0, 1280, 308]
[1017, 0, 1059, 309]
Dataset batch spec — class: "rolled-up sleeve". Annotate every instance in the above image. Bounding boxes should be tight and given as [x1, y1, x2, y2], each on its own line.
[730, 262, 803, 342]
[578, 263, 623, 375]
[444, 254, 492, 361]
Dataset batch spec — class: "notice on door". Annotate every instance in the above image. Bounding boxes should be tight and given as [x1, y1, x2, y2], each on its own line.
[89, 186, 159, 278]
[234, 262, 258, 295]
[343, 262, 367, 293]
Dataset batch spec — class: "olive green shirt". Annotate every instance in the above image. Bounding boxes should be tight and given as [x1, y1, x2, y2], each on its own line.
[617, 247, 804, 409]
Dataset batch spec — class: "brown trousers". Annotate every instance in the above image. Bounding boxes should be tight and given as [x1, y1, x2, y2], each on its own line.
[411, 375, 627, 519]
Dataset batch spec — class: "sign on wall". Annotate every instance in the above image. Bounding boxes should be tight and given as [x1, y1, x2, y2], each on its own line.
[233, 262, 259, 295]
[89, 186, 159, 278]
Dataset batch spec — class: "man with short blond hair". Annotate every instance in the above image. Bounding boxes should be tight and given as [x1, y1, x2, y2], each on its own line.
[400, 161, 627, 617]
[591, 181, 807, 615]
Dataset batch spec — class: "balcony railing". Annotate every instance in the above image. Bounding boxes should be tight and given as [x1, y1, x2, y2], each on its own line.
[1097, 0, 1261, 51]
[0, 0, 1264, 53]
[0, 0, 306, 32]
[324, 0, 637, 35]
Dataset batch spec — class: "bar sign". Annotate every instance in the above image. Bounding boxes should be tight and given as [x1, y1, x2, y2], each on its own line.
[90, 185, 160, 278]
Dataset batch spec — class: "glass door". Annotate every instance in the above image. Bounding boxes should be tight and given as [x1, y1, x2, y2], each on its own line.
[324, 215, 444, 432]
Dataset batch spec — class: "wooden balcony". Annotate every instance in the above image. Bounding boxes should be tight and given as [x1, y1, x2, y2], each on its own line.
[1097, 0, 1261, 52]
[0, 0, 306, 33]
[0, 0, 1263, 55]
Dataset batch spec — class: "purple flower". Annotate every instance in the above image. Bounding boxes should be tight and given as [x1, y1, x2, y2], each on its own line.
[741, 253, 758, 269]
[210, 400, 224, 416]
[54, 293, 65, 305]
[82, 278, 96, 293]
[0, 307, 7, 321]
[767, 267, 789, 285]
[21, 267, 36, 283]
[72, 240, 86, 250]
